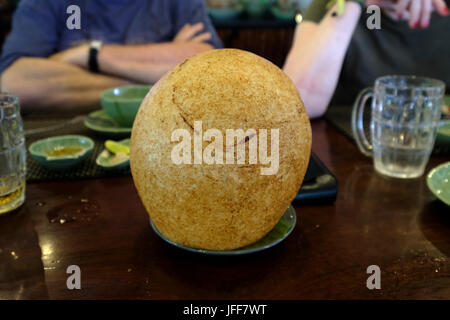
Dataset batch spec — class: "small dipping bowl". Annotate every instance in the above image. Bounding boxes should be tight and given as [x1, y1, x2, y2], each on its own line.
[208, 6, 244, 21]
[427, 162, 450, 206]
[270, 5, 296, 21]
[96, 139, 130, 170]
[436, 120, 450, 146]
[29, 135, 94, 171]
[101, 85, 152, 128]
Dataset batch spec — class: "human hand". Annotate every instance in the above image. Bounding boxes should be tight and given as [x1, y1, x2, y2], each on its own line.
[367, 0, 449, 28]
[394, 0, 449, 28]
[50, 44, 90, 69]
[174, 23, 212, 43]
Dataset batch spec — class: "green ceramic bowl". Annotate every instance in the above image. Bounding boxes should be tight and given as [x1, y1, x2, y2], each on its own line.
[29, 135, 94, 171]
[208, 6, 244, 21]
[243, 0, 274, 18]
[84, 109, 132, 139]
[100, 85, 151, 128]
[436, 120, 450, 146]
[444, 95, 450, 117]
[427, 162, 450, 206]
[96, 139, 130, 170]
[149, 205, 296, 255]
[270, 5, 296, 21]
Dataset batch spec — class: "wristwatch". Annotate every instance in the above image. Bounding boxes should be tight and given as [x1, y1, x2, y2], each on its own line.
[88, 40, 103, 73]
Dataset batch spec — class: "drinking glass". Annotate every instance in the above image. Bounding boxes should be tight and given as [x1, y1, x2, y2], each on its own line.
[352, 75, 444, 179]
[0, 93, 26, 214]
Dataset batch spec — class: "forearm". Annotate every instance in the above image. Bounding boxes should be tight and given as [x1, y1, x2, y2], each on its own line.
[101, 42, 213, 64]
[56, 41, 214, 84]
[98, 42, 213, 83]
[1, 57, 131, 113]
[99, 51, 176, 85]
[284, 2, 362, 118]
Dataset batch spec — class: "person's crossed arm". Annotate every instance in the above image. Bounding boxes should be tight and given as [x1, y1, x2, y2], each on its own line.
[0, 0, 219, 113]
[50, 23, 214, 85]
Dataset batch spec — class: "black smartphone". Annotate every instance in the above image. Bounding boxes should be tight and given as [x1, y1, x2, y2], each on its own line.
[295, 153, 338, 204]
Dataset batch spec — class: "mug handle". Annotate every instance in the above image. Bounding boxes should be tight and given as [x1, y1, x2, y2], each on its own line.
[351, 87, 373, 157]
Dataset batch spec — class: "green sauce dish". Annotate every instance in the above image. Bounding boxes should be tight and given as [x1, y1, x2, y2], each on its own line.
[149, 205, 297, 256]
[436, 120, 450, 146]
[271, 5, 296, 21]
[208, 6, 244, 21]
[96, 139, 130, 170]
[427, 162, 450, 206]
[29, 135, 94, 171]
[101, 85, 152, 128]
[84, 109, 132, 139]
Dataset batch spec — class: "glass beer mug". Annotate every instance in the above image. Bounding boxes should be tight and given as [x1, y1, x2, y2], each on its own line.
[352, 75, 444, 179]
[0, 93, 26, 214]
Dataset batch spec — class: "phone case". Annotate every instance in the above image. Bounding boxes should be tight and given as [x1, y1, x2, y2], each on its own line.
[295, 153, 338, 204]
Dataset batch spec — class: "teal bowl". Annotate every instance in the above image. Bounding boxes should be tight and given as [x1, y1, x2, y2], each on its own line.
[208, 6, 244, 21]
[271, 5, 296, 21]
[427, 162, 450, 206]
[436, 120, 450, 146]
[243, 0, 274, 18]
[101, 85, 152, 128]
[29, 135, 94, 171]
[96, 139, 130, 171]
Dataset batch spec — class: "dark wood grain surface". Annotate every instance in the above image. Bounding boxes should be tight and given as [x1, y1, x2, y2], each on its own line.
[0, 119, 449, 300]
[216, 27, 294, 67]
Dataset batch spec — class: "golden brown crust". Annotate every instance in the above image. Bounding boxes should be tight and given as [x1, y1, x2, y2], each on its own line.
[131, 49, 311, 250]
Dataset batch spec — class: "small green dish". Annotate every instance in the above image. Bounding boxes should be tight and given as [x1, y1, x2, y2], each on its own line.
[208, 6, 244, 21]
[29, 135, 94, 171]
[436, 120, 450, 146]
[96, 139, 130, 170]
[270, 5, 296, 21]
[243, 0, 273, 18]
[427, 162, 450, 206]
[101, 85, 151, 128]
[149, 205, 297, 256]
[443, 95, 450, 117]
[84, 110, 132, 139]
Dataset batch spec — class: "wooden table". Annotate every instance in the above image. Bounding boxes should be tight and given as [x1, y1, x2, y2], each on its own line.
[1, 119, 449, 300]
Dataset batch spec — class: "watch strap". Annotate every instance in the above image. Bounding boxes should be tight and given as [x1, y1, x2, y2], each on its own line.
[88, 41, 102, 73]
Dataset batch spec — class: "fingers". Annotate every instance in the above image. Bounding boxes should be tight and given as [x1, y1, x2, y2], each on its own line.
[432, 0, 449, 15]
[419, 0, 432, 28]
[383, 7, 410, 20]
[183, 22, 205, 40]
[174, 23, 189, 42]
[367, 0, 397, 10]
[396, 0, 411, 19]
[371, 0, 399, 21]
[180, 23, 204, 41]
[179, 23, 191, 33]
[408, 0, 422, 28]
[174, 23, 208, 42]
[394, 0, 448, 29]
[380, 0, 398, 11]
[191, 32, 212, 43]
